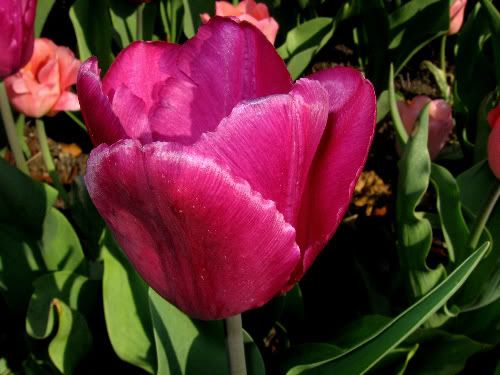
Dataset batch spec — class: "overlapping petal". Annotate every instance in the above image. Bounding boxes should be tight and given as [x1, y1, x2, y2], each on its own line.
[85, 140, 301, 319]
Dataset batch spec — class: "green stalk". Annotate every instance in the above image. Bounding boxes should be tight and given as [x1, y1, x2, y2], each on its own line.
[136, 3, 144, 41]
[225, 314, 247, 375]
[0, 82, 28, 174]
[440, 35, 447, 75]
[467, 181, 500, 251]
[65, 111, 87, 132]
[35, 118, 68, 204]
[389, 63, 409, 146]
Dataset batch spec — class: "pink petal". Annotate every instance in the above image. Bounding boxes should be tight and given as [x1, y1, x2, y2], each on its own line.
[102, 41, 180, 114]
[50, 91, 80, 114]
[148, 17, 292, 144]
[76, 58, 126, 145]
[193, 79, 329, 230]
[85, 140, 301, 319]
[239, 15, 279, 44]
[298, 67, 376, 274]
[56, 46, 81, 90]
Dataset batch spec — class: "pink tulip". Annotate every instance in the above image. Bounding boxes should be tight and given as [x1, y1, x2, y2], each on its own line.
[487, 103, 500, 179]
[397, 96, 454, 160]
[449, 0, 467, 35]
[77, 17, 376, 320]
[201, 0, 279, 44]
[0, 0, 37, 80]
[4, 38, 81, 118]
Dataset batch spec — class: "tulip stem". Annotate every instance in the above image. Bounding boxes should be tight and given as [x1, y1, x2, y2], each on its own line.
[225, 314, 247, 375]
[35, 118, 68, 205]
[65, 111, 87, 132]
[388, 63, 408, 147]
[440, 35, 447, 74]
[467, 181, 500, 251]
[0, 82, 29, 174]
[136, 3, 144, 40]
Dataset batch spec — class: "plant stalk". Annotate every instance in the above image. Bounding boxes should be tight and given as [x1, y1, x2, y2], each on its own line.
[136, 3, 144, 40]
[467, 181, 500, 251]
[225, 314, 247, 375]
[35, 118, 68, 204]
[440, 35, 447, 74]
[0, 81, 28, 174]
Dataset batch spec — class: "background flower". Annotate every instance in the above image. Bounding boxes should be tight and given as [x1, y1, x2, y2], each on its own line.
[201, 0, 279, 44]
[5, 38, 81, 118]
[449, 0, 467, 35]
[397, 96, 454, 159]
[77, 17, 375, 320]
[0, 0, 37, 80]
[487, 103, 500, 178]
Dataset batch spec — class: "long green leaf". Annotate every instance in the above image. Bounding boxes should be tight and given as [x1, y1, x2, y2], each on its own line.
[287, 242, 489, 374]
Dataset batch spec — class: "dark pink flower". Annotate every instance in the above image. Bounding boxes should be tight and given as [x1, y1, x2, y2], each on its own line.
[0, 0, 37, 80]
[397, 96, 454, 160]
[449, 0, 467, 35]
[201, 0, 279, 44]
[77, 17, 376, 320]
[487, 103, 500, 179]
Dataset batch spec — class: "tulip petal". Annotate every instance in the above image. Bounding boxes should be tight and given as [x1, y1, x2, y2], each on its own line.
[77, 58, 127, 145]
[85, 139, 301, 320]
[50, 91, 80, 114]
[193, 79, 329, 229]
[298, 67, 376, 273]
[102, 41, 180, 113]
[149, 17, 292, 144]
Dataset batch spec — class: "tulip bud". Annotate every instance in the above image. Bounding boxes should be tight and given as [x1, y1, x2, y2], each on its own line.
[448, 0, 467, 35]
[487, 103, 500, 179]
[200, 0, 279, 45]
[397, 96, 454, 160]
[0, 0, 37, 80]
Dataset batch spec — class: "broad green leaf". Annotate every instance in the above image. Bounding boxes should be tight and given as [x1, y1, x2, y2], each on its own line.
[396, 104, 447, 311]
[388, 0, 449, 74]
[182, 0, 213, 39]
[281, 343, 345, 374]
[101, 229, 155, 373]
[109, 0, 136, 48]
[455, 161, 500, 309]
[420, 60, 450, 100]
[70, 0, 114, 70]
[48, 299, 92, 375]
[429, 163, 469, 265]
[26, 271, 96, 339]
[286, 243, 489, 375]
[376, 90, 390, 124]
[34, 0, 56, 37]
[455, 3, 495, 122]
[243, 330, 266, 375]
[277, 17, 335, 79]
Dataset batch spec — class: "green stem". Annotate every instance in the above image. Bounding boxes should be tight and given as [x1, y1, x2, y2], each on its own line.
[440, 35, 447, 75]
[467, 181, 500, 251]
[389, 63, 409, 146]
[225, 314, 247, 375]
[65, 111, 87, 132]
[0, 82, 28, 174]
[35, 119, 68, 204]
[136, 3, 144, 40]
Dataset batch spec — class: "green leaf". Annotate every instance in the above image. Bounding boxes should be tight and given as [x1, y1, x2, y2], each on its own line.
[277, 17, 335, 79]
[26, 271, 97, 339]
[48, 299, 92, 375]
[479, 0, 500, 83]
[388, 0, 449, 74]
[109, 0, 136, 48]
[69, 0, 114, 70]
[182, 0, 213, 39]
[376, 90, 390, 124]
[455, 161, 500, 309]
[420, 60, 450, 100]
[396, 104, 447, 309]
[149, 288, 228, 375]
[101, 229, 155, 373]
[160, 0, 183, 43]
[286, 243, 490, 375]
[455, 3, 495, 121]
[429, 163, 469, 266]
[34, 0, 56, 37]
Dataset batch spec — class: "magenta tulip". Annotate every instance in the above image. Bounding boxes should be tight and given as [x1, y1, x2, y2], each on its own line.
[77, 17, 376, 320]
[487, 103, 500, 179]
[0, 0, 37, 80]
[397, 96, 454, 160]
